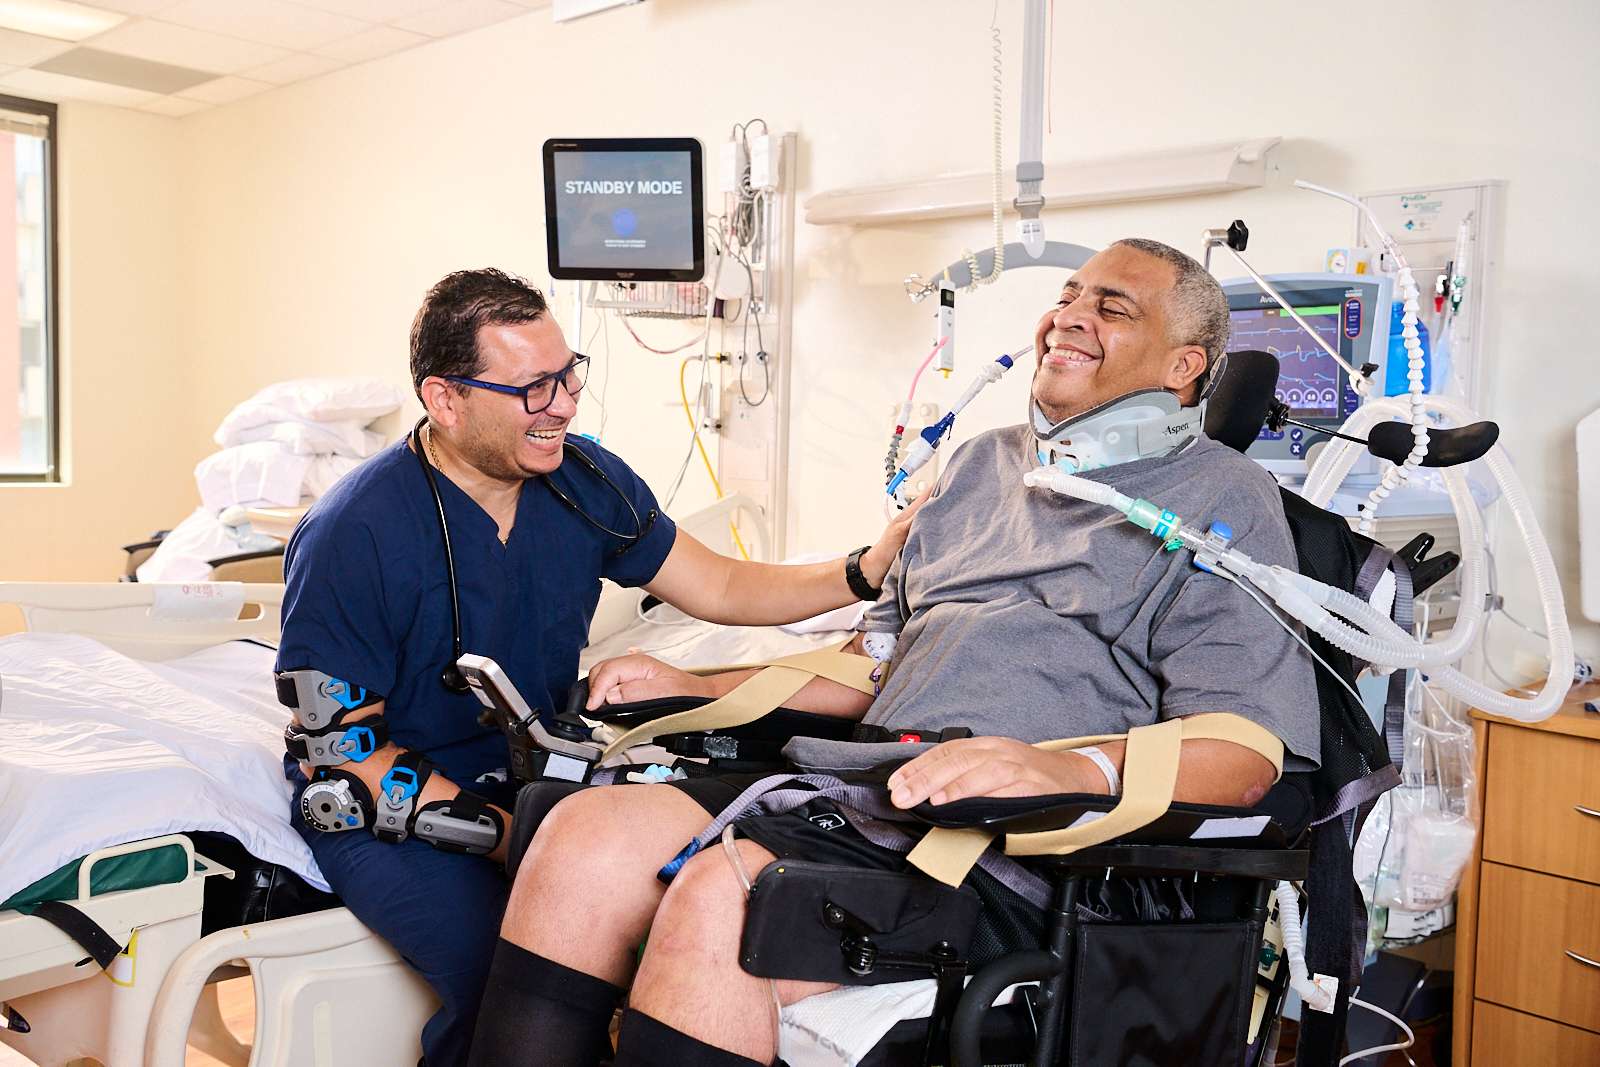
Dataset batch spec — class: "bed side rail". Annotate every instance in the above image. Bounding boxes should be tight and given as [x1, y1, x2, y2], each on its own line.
[0, 582, 284, 660]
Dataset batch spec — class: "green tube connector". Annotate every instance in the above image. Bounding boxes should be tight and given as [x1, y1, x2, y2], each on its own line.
[1122, 499, 1187, 551]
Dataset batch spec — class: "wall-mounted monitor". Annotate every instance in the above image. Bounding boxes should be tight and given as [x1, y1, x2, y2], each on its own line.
[542, 137, 704, 282]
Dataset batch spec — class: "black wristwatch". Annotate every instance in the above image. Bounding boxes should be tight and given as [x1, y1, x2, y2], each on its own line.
[844, 546, 882, 601]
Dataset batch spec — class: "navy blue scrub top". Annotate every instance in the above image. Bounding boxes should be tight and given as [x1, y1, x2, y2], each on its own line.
[275, 435, 677, 785]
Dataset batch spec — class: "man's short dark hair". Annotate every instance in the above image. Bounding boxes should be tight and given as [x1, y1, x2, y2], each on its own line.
[1110, 237, 1230, 398]
[409, 269, 549, 394]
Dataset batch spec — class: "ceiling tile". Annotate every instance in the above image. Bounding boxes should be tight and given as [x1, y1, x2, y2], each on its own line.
[90, 0, 184, 15]
[313, 23, 421, 61]
[392, 0, 521, 37]
[0, 66, 156, 106]
[244, 49, 342, 84]
[293, 0, 452, 22]
[176, 72, 269, 102]
[87, 18, 289, 73]
[139, 92, 207, 114]
[158, 0, 370, 51]
[0, 27, 72, 66]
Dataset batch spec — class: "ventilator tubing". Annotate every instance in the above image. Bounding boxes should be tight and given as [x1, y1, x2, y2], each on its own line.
[1273, 882, 1336, 1014]
[1301, 392, 1574, 723]
[1027, 419, 1573, 723]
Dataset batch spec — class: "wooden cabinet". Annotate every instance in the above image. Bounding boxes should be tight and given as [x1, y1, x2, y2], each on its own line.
[1454, 682, 1600, 1065]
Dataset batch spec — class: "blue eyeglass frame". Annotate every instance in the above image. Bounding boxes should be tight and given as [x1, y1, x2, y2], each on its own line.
[444, 354, 590, 414]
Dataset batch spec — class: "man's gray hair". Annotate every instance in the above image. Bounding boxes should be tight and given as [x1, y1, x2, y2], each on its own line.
[1111, 237, 1231, 396]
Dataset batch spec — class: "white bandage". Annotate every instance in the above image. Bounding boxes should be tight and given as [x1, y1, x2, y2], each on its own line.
[1073, 745, 1121, 795]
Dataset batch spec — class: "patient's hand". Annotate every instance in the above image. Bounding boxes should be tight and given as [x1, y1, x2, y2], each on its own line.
[584, 653, 716, 710]
[887, 737, 1102, 808]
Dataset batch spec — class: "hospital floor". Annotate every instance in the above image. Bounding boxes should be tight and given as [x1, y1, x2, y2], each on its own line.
[0, 977, 253, 1067]
[0, 981, 1446, 1065]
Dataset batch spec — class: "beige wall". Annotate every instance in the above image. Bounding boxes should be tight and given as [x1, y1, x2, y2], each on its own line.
[0, 102, 191, 584]
[8, 0, 1599, 663]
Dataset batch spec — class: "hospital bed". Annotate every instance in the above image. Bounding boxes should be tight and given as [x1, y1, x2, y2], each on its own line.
[0, 494, 819, 1067]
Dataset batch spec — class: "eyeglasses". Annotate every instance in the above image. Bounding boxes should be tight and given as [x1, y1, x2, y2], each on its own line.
[445, 354, 590, 415]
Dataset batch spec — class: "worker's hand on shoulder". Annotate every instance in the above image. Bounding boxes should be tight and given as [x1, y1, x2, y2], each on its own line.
[862, 483, 930, 587]
[887, 736, 1098, 809]
[584, 653, 715, 709]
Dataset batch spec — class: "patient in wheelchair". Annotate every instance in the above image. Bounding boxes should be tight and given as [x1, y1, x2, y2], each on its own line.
[467, 239, 1321, 1066]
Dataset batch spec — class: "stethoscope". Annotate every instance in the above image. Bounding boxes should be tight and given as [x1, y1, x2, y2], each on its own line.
[410, 417, 657, 693]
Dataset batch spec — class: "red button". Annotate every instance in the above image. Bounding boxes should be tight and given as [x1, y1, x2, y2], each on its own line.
[898, 732, 923, 743]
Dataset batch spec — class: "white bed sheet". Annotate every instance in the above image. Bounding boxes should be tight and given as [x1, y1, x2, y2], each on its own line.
[0, 633, 325, 903]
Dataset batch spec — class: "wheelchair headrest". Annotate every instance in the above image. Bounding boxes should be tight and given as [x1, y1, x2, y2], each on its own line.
[1202, 350, 1280, 453]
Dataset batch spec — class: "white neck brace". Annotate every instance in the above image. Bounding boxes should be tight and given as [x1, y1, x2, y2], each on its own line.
[1030, 388, 1203, 472]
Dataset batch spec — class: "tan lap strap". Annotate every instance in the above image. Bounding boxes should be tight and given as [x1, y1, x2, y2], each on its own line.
[598, 643, 876, 762]
[906, 713, 1285, 887]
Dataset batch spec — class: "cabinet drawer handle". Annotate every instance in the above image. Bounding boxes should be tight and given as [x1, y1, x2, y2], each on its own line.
[1567, 950, 1600, 970]
[1577, 805, 1600, 820]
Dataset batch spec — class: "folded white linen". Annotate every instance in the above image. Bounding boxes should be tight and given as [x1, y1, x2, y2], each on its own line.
[213, 377, 407, 445]
[195, 442, 313, 512]
[227, 419, 385, 459]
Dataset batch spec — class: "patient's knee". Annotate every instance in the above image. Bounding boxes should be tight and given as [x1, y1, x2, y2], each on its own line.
[647, 839, 770, 958]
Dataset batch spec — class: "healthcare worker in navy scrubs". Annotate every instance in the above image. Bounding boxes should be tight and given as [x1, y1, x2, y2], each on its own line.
[274, 269, 920, 1067]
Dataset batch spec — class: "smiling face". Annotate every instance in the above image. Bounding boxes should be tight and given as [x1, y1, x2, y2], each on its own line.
[448, 315, 579, 480]
[1031, 244, 1210, 424]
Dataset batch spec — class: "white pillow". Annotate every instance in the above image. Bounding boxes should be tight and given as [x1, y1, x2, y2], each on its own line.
[226, 418, 385, 458]
[213, 377, 408, 444]
[195, 442, 312, 512]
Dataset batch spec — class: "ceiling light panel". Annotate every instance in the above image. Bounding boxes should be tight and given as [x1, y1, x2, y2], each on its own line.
[37, 45, 214, 92]
[0, 0, 124, 41]
[89, 18, 288, 72]
[159, 0, 370, 51]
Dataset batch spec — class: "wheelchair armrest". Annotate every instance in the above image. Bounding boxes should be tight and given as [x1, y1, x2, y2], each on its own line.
[905, 774, 1313, 855]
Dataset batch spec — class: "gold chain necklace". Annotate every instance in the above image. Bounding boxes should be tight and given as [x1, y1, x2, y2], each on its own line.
[426, 424, 511, 546]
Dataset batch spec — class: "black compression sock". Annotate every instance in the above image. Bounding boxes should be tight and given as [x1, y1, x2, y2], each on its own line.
[465, 939, 623, 1067]
[612, 1009, 767, 1067]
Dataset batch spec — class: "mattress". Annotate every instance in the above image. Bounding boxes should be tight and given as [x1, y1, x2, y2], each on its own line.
[0, 633, 324, 904]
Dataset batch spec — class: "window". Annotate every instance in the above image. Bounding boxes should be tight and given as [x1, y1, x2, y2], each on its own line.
[0, 96, 56, 482]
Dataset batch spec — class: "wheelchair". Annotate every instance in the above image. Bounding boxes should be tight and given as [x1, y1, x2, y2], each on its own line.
[494, 351, 1468, 1067]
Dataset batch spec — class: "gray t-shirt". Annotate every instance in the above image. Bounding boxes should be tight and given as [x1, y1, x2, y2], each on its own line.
[830, 426, 1319, 769]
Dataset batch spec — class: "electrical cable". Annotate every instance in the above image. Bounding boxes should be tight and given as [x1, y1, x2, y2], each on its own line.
[1339, 996, 1417, 1066]
[677, 355, 750, 560]
[621, 315, 708, 355]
